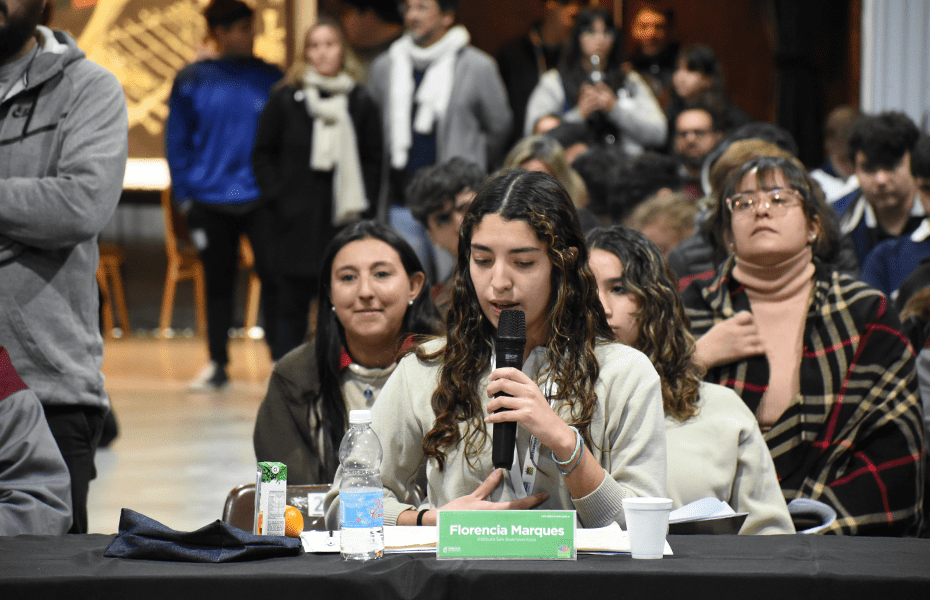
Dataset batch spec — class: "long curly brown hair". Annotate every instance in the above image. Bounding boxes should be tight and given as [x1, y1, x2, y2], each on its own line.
[420, 170, 613, 470]
[587, 225, 703, 421]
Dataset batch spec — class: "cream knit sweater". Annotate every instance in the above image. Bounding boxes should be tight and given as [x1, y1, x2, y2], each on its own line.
[325, 338, 667, 529]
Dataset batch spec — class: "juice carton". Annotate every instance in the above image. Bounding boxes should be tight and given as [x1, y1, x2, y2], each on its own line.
[254, 462, 287, 536]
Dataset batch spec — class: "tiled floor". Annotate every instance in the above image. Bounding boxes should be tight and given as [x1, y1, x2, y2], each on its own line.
[88, 240, 274, 534]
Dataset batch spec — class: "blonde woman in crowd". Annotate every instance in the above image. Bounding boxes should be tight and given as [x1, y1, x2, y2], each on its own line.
[253, 17, 382, 356]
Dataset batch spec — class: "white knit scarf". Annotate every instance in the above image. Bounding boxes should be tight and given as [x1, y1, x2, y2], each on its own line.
[303, 68, 368, 224]
[388, 25, 470, 169]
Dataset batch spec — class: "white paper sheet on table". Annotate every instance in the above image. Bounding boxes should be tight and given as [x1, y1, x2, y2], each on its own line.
[669, 497, 735, 523]
[301, 522, 672, 556]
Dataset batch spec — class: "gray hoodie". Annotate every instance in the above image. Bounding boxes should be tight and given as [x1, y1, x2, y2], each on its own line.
[0, 26, 128, 409]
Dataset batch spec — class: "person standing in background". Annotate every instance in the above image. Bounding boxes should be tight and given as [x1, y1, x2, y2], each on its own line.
[496, 0, 584, 149]
[626, 2, 678, 107]
[253, 17, 382, 358]
[0, 0, 128, 533]
[367, 0, 512, 284]
[166, 0, 284, 390]
[338, 0, 403, 84]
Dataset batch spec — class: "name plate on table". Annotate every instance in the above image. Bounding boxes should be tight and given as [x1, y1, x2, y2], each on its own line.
[437, 510, 576, 560]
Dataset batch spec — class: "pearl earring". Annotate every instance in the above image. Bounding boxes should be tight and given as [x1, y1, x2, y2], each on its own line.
[409, 299, 414, 305]
[331, 305, 336, 312]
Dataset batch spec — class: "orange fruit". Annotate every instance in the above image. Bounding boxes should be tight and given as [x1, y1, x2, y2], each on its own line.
[284, 505, 304, 538]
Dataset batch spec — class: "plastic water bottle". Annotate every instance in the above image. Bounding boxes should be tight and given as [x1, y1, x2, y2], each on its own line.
[338, 409, 384, 560]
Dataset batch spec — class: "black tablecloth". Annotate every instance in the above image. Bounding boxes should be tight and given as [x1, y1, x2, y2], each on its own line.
[1, 533, 928, 599]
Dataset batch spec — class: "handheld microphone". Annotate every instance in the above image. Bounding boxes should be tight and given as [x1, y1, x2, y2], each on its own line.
[492, 309, 526, 469]
[589, 55, 603, 84]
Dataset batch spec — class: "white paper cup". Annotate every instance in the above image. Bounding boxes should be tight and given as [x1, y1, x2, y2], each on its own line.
[623, 497, 673, 559]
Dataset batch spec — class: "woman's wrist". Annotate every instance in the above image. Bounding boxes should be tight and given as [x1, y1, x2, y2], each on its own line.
[401, 507, 435, 526]
[552, 425, 580, 464]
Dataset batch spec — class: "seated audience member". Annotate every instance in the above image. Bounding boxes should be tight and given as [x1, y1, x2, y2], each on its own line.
[672, 103, 724, 197]
[681, 156, 925, 536]
[574, 149, 682, 227]
[503, 135, 600, 232]
[625, 192, 697, 259]
[570, 144, 632, 225]
[668, 125, 858, 281]
[406, 158, 487, 313]
[894, 287, 930, 529]
[0, 348, 72, 535]
[325, 171, 667, 529]
[622, 151, 685, 206]
[810, 105, 861, 202]
[496, 0, 583, 148]
[532, 113, 563, 136]
[253, 221, 439, 484]
[697, 122, 799, 196]
[835, 111, 922, 267]
[587, 226, 793, 534]
[543, 120, 595, 163]
[898, 258, 930, 308]
[860, 133, 930, 298]
[524, 8, 666, 155]
[664, 44, 751, 153]
[626, 3, 678, 106]
[669, 138, 799, 280]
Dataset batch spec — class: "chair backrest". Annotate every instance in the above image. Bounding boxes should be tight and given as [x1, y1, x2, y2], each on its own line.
[160, 189, 196, 254]
[222, 483, 332, 533]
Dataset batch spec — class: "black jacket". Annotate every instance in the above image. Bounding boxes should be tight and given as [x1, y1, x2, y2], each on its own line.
[253, 83, 382, 277]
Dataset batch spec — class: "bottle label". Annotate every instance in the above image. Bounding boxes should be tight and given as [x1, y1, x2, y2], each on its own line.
[340, 488, 384, 529]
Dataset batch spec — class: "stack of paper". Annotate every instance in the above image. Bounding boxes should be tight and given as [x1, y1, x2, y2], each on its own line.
[668, 498, 747, 535]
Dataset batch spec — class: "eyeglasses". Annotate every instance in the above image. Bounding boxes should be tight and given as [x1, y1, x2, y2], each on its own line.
[726, 188, 802, 216]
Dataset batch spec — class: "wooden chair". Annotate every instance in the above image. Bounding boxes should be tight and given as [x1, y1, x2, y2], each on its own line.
[159, 191, 261, 337]
[222, 483, 330, 533]
[97, 242, 131, 336]
[159, 190, 207, 338]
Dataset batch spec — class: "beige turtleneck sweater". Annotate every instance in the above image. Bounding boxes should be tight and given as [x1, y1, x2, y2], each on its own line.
[731, 247, 815, 430]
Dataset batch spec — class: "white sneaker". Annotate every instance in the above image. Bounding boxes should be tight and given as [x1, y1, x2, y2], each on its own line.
[187, 361, 229, 392]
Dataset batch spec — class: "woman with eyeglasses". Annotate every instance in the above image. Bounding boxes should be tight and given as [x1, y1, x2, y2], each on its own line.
[523, 8, 665, 155]
[680, 155, 924, 536]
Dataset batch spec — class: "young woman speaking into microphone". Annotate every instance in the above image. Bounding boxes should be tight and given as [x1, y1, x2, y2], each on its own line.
[325, 170, 667, 529]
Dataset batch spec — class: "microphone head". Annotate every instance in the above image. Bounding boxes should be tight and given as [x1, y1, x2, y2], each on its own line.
[497, 309, 526, 342]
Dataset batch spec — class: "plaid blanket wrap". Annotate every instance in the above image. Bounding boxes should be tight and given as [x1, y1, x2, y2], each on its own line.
[682, 259, 925, 536]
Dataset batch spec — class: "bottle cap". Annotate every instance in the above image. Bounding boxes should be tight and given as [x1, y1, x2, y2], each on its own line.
[349, 409, 372, 424]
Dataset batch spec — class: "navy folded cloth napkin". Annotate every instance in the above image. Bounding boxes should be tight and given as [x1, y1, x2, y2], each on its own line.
[104, 508, 303, 562]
